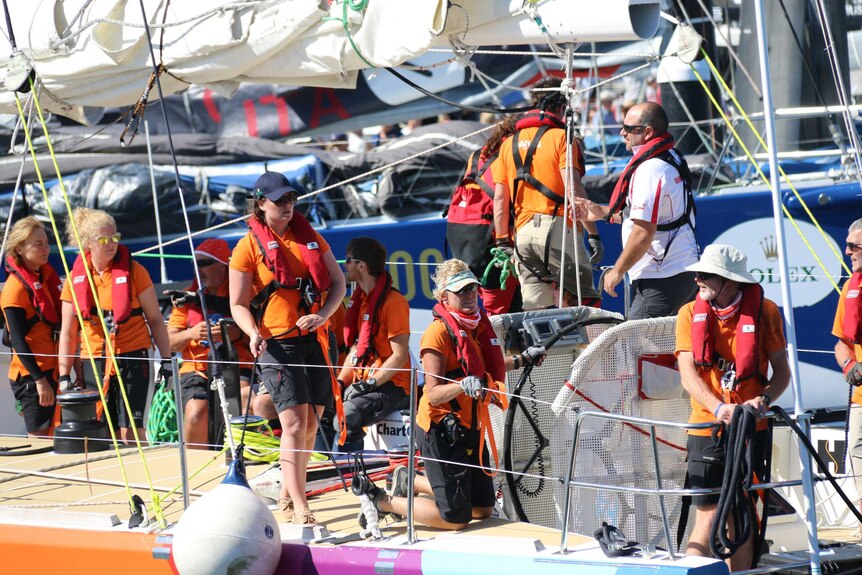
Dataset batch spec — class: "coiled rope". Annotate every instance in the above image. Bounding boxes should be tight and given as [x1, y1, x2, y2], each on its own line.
[146, 375, 178, 444]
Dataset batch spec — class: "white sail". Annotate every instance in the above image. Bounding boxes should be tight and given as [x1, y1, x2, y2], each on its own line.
[0, 0, 658, 122]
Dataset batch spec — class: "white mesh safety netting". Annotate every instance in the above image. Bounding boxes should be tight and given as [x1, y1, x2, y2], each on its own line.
[487, 307, 626, 528]
[552, 317, 692, 548]
[486, 312, 693, 551]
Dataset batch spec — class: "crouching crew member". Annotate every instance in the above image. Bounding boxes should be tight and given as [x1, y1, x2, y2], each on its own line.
[167, 238, 253, 449]
[336, 237, 411, 452]
[676, 244, 789, 571]
[1, 217, 64, 437]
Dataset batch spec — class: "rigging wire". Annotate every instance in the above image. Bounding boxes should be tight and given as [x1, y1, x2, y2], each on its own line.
[775, 0, 846, 153]
[809, 0, 862, 187]
[691, 51, 850, 287]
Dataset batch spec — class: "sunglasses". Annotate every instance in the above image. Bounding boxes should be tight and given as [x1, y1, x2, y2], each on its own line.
[451, 283, 478, 296]
[195, 258, 219, 268]
[847, 241, 862, 252]
[96, 233, 122, 245]
[695, 271, 718, 282]
[621, 123, 647, 134]
[344, 256, 363, 265]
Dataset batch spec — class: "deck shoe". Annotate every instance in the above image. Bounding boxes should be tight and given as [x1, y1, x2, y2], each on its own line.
[278, 497, 294, 522]
[293, 510, 319, 525]
[357, 484, 389, 530]
[387, 465, 409, 521]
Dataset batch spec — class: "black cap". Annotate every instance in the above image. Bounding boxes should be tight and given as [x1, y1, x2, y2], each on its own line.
[253, 171, 298, 202]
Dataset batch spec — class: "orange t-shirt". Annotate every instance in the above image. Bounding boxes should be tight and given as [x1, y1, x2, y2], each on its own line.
[832, 280, 862, 405]
[676, 298, 786, 436]
[60, 260, 154, 357]
[167, 281, 253, 376]
[416, 319, 493, 431]
[229, 227, 331, 340]
[1, 274, 60, 381]
[350, 289, 411, 393]
[492, 128, 581, 230]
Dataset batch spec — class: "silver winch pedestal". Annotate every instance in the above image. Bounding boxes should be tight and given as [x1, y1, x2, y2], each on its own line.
[54, 390, 110, 454]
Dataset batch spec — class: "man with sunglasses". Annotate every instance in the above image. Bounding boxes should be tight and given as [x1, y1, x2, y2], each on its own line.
[575, 102, 698, 319]
[336, 237, 411, 452]
[832, 218, 862, 514]
[167, 238, 253, 449]
[675, 244, 789, 571]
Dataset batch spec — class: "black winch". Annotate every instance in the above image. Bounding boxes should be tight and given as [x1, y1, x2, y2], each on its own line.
[53, 390, 109, 454]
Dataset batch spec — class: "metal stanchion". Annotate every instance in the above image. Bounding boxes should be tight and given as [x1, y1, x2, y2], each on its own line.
[171, 356, 190, 509]
[406, 366, 417, 544]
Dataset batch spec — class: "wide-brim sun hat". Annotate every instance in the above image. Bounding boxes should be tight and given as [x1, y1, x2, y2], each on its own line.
[253, 171, 298, 202]
[443, 269, 480, 293]
[686, 244, 757, 284]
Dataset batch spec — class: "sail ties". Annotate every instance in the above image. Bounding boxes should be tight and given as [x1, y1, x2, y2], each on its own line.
[120, 64, 166, 147]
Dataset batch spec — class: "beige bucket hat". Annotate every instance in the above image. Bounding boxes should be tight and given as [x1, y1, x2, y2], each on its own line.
[686, 244, 758, 284]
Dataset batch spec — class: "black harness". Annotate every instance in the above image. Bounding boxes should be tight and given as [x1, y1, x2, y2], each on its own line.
[648, 149, 697, 265]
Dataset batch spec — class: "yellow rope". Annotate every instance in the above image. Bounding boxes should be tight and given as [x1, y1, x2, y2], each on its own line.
[690, 53, 846, 293]
[152, 447, 227, 517]
[701, 51, 850, 279]
[19, 80, 166, 527]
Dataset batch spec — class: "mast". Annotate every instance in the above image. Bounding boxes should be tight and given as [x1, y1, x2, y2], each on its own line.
[737, 0, 806, 153]
[753, 2, 822, 574]
[658, 0, 718, 155]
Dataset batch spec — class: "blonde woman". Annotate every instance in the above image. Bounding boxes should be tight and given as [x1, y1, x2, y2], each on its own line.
[1, 217, 63, 436]
[359, 259, 516, 529]
[230, 172, 346, 525]
[58, 208, 171, 444]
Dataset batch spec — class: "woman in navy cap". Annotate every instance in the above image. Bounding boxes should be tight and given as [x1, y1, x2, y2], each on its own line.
[230, 172, 346, 525]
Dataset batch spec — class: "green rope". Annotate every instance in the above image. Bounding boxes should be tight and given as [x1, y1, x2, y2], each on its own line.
[322, 0, 376, 68]
[481, 247, 518, 289]
[133, 253, 193, 259]
[146, 380, 178, 444]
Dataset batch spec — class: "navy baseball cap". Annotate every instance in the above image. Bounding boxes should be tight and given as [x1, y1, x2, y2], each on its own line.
[253, 171, 299, 202]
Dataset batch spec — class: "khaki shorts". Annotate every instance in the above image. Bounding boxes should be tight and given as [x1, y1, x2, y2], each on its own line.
[515, 213, 600, 309]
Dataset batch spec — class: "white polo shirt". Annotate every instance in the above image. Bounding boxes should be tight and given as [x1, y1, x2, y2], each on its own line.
[621, 146, 699, 281]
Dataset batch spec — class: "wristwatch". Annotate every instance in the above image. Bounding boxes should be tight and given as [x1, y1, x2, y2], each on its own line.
[759, 394, 771, 407]
[366, 377, 378, 388]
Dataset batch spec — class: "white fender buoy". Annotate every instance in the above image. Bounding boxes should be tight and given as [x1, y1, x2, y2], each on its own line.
[171, 459, 282, 575]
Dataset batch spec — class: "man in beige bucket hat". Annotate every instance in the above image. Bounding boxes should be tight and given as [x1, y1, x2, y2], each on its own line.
[674, 244, 790, 570]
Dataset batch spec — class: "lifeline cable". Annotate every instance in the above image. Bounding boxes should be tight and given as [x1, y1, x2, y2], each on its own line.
[771, 405, 862, 524]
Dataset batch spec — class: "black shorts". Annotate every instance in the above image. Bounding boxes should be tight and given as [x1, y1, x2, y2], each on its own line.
[82, 348, 150, 429]
[687, 430, 770, 506]
[258, 334, 334, 413]
[342, 382, 409, 443]
[418, 424, 496, 525]
[628, 272, 698, 320]
[181, 369, 253, 408]
[10, 374, 58, 433]
[180, 372, 209, 408]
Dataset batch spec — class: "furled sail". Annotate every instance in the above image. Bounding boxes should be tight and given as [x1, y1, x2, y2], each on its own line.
[0, 0, 658, 123]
